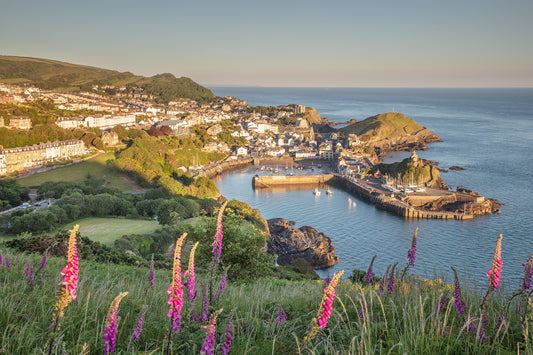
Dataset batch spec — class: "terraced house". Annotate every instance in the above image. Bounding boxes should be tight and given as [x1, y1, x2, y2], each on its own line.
[0, 139, 86, 175]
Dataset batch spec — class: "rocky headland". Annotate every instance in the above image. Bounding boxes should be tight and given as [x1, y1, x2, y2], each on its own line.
[339, 112, 442, 157]
[267, 218, 339, 269]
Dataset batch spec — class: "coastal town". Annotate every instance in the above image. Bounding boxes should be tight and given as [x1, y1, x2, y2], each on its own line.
[0, 82, 499, 219]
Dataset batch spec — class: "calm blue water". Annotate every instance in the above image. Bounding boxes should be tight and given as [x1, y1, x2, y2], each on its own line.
[210, 87, 533, 285]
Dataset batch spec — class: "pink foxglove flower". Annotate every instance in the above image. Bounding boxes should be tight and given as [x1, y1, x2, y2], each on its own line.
[54, 225, 80, 319]
[211, 201, 228, 263]
[167, 233, 187, 332]
[318, 270, 344, 328]
[187, 242, 199, 300]
[486, 234, 503, 290]
[104, 292, 128, 354]
[200, 308, 223, 355]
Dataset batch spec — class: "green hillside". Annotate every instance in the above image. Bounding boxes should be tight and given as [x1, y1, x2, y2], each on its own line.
[339, 112, 426, 139]
[0, 56, 214, 103]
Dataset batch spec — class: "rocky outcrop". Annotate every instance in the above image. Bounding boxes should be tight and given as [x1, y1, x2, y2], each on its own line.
[267, 218, 339, 269]
[419, 188, 502, 216]
[339, 112, 442, 156]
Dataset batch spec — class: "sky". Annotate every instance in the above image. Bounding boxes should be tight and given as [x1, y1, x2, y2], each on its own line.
[1, 0, 532, 87]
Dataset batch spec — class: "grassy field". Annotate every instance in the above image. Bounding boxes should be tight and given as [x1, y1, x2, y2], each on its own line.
[17, 153, 145, 192]
[70, 217, 161, 245]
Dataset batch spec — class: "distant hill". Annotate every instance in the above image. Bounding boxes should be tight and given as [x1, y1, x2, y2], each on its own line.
[339, 112, 441, 155]
[0, 56, 214, 103]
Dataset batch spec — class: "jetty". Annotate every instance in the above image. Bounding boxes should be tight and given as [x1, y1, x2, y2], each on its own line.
[252, 173, 475, 220]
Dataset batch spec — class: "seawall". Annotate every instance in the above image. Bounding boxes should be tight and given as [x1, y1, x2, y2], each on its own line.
[331, 174, 474, 220]
[252, 174, 334, 188]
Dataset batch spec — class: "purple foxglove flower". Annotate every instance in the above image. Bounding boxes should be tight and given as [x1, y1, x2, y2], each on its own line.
[148, 255, 155, 288]
[215, 271, 227, 301]
[379, 265, 391, 295]
[521, 255, 533, 290]
[221, 315, 233, 355]
[24, 261, 31, 277]
[451, 266, 466, 315]
[362, 255, 377, 283]
[202, 288, 209, 322]
[132, 305, 148, 342]
[438, 294, 448, 315]
[407, 228, 418, 267]
[276, 305, 287, 324]
[5, 256, 10, 268]
[40, 250, 48, 270]
[388, 263, 398, 295]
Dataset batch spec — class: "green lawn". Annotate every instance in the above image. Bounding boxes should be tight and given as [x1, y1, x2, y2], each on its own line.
[70, 217, 161, 245]
[17, 153, 145, 192]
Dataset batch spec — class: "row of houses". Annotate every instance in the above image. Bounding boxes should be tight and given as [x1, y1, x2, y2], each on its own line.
[55, 114, 136, 130]
[0, 140, 86, 175]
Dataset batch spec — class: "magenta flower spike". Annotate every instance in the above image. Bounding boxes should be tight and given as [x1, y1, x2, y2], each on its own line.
[318, 270, 343, 328]
[167, 233, 187, 333]
[187, 242, 199, 300]
[0, 253, 3, 265]
[104, 292, 128, 354]
[486, 234, 503, 290]
[200, 308, 223, 355]
[5, 255, 10, 269]
[407, 228, 418, 267]
[211, 201, 228, 263]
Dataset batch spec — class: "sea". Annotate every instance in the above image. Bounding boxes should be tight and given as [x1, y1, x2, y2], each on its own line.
[209, 87, 533, 286]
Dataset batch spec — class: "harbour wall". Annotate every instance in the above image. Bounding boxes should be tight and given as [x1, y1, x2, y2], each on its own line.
[331, 175, 473, 220]
[252, 174, 334, 188]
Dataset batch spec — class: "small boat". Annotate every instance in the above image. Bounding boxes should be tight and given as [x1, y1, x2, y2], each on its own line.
[326, 189, 333, 195]
[313, 188, 321, 196]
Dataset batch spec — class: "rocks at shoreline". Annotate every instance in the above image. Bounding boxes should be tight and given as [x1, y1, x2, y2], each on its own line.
[267, 218, 339, 269]
[449, 166, 466, 171]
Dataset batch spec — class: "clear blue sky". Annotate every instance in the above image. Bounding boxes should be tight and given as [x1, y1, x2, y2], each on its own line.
[1, 0, 532, 87]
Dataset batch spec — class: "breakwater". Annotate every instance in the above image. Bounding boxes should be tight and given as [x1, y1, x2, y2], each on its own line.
[331, 174, 473, 220]
[252, 174, 334, 188]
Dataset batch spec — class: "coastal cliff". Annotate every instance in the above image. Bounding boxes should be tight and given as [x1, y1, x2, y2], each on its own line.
[339, 112, 442, 156]
[267, 218, 339, 269]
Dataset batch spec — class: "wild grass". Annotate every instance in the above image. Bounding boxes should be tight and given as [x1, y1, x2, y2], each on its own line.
[1, 243, 532, 354]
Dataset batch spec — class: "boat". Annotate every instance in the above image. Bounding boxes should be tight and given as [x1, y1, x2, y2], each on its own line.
[326, 189, 333, 195]
[313, 188, 321, 196]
